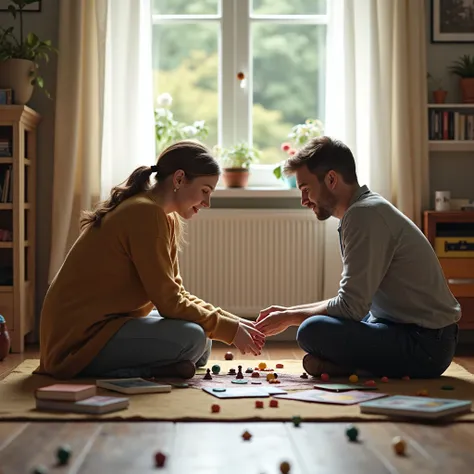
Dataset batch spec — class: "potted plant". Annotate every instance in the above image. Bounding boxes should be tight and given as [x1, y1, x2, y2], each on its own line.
[427, 73, 448, 104]
[154, 92, 209, 153]
[0, 0, 57, 104]
[214, 142, 260, 188]
[449, 54, 474, 104]
[274, 119, 324, 188]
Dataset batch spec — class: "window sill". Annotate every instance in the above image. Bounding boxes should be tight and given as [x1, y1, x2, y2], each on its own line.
[213, 187, 301, 198]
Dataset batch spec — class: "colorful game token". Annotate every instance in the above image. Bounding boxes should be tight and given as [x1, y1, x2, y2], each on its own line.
[276, 363, 284, 369]
[212, 388, 226, 392]
[245, 367, 253, 373]
[232, 379, 248, 384]
[280, 461, 291, 474]
[381, 376, 389, 383]
[349, 374, 358, 383]
[211, 364, 221, 374]
[56, 445, 72, 465]
[364, 380, 376, 387]
[242, 430, 252, 441]
[225, 351, 234, 360]
[321, 373, 330, 382]
[255, 400, 264, 409]
[345, 424, 359, 442]
[392, 436, 406, 455]
[211, 404, 220, 413]
[154, 451, 166, 467]
[266, 373, 276, 381]
[251, 371, 260, 378]
[291, 415, 302, 427]
[269, 399, 279, 408]
[258, 362, 267, 370]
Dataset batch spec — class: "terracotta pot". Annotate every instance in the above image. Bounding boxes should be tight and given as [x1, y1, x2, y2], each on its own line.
[0, 318, 10, 361]
[460, 78, 474, 103]
[433, 89, 448, 104]
[0, 58, 36, 105]
[222, 168, 249, 188]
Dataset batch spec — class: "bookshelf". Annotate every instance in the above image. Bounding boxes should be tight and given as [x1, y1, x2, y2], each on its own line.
[428, 103, 474, 152]
[0, 105, 40, 352]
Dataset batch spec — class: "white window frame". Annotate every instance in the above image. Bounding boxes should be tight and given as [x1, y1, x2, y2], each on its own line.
[152, 0, 328, 188]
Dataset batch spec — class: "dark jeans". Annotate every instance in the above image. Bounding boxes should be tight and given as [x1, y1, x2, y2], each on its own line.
[296, 314, 459, 378]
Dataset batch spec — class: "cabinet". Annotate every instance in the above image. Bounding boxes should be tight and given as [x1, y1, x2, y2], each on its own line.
[0, 105, 40, 352]
[423, 211, 474, 330]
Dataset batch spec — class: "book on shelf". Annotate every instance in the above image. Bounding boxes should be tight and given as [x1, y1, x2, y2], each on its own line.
[428, 109, 474, 141]
[35, 383, 97, 401]
[35, 395, 130, 414]
[359, 395, 472, 420]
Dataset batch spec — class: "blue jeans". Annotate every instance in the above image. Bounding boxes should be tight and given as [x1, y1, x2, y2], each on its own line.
[80, 310, 212, 378]
[296, 314, 458, 378]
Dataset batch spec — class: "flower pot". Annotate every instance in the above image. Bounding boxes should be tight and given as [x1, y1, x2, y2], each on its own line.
[460, 78, 474, 103]
[0, 316, 10, 361]
[0, 58, 36, 105]
[433, 89, 448, 104]
[222, 168, 249, 188]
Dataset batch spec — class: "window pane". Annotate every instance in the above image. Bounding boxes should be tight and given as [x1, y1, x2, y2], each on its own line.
[152, 23, 219, 152]
[152, 0, 219, 15]
[252, 0, 326, 15]
[252, 24, 326, 164]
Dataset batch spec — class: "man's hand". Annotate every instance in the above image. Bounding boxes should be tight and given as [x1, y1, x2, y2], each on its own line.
[232, 321, 266, 355]
[256, 305, 288, 323]
[254, 310, 295, 337]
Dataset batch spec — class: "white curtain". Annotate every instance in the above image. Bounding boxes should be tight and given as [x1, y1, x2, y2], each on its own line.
[322, 0, 430, 297]
[49, 0, 155, 282]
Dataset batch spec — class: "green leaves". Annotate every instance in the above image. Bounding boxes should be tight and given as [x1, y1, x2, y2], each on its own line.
[449, 55, 474, 78]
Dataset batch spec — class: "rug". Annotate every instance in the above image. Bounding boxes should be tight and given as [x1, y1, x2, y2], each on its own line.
[1, 359, 474, 422]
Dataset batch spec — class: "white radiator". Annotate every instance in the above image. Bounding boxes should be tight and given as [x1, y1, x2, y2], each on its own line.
[179, 209, 325, 317]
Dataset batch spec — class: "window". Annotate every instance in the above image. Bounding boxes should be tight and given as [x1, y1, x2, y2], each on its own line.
[152, 0, 327, 177]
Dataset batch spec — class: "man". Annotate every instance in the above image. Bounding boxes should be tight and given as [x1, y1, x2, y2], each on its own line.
[255, 136, 460, 378]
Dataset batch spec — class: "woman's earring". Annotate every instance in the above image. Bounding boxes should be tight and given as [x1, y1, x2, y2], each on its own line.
[174, 188, 177, 193]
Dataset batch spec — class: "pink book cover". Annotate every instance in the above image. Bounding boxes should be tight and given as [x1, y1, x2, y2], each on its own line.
[37, 384, 95, 393]
[35, 384, 96, 401]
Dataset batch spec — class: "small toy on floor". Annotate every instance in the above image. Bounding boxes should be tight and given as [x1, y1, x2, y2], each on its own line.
[225, 351, 234, 360]
[154, 451, 166, 467]
[56, 445, 72, 465]
[392, 436, 406, 455]
[345, 424, 359, 442]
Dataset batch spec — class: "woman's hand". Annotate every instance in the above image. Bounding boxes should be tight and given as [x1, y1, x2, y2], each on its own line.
[256, 305, 288, 323]
[232, 321, 266, 356]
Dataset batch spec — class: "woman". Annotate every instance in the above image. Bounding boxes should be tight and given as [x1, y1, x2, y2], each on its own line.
[36, 140, 265, 380]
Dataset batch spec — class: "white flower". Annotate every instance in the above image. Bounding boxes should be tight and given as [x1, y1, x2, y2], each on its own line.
[182, 125, 197, 136]
[156, 93, 173, 107]
[193, 120, 205, 129]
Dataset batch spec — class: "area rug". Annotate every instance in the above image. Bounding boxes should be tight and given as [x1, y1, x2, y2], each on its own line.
[1, 359, 473, 422]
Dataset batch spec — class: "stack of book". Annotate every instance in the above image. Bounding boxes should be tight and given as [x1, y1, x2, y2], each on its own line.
[35, 383, 130, 414]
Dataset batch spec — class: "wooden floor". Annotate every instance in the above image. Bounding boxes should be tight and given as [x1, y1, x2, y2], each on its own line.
[1, 343, 474, 473]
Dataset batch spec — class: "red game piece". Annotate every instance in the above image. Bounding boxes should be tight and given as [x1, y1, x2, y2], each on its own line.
[242, 430, 252, 440]
[402, 375, 410, 381]
[154, 451, 166, 467]
[269, 399, 278, 408]
[225, 351, 234, 360]
[255, 400, 264, 409]
[251, 371, 260, 378]
[276, 363, 284, 369]
[364, 380, 376, 386]
[211, 404, 220, 413]
[381, 376, 389, 383]
[321, 373, 330, 382]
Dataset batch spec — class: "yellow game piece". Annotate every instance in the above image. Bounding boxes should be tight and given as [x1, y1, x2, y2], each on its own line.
[258, 362, 267, 370]
[392, 436, 406, 455]
[266, 373, 275, 381]
[416, 389, 429, 396]
[349, 374, 358, 383]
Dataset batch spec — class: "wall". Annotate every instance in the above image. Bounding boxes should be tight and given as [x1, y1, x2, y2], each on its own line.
[0, 0, 59, 338]
[425, 0, 474, 208]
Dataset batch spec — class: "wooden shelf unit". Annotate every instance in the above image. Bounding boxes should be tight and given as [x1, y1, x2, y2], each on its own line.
[423, 211, 474, 330]
[0, 105, 40, 352]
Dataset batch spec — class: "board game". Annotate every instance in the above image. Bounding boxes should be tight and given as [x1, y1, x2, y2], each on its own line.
[274, 389, 388, 405]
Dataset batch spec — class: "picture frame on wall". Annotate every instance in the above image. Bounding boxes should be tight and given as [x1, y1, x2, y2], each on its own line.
[431, 0, 474, 43]
[0, 0, 41, 12]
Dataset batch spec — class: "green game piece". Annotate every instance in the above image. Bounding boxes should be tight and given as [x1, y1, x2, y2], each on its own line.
[212, 388, 226, 392]
[231, 379, 248, 384]
[172, 382, 189, 388]
[291, 415, 302, 427]
[345, 424, 359, 442]
[56, 445, 72, 465]
[211, 364, 221, 375]
[441, 385, 455, 390]
[32, 466, 49, 474]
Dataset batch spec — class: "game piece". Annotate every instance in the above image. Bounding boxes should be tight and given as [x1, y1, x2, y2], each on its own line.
[203, 369, 212, 380]
[442, 385, 454, 390]
[402, 375, 410, 380]
[345, 424, 358, 442]
[269, 379, 281, 384]
[169, 382, 189, 388]
[236, 365, 244, 379]
[381, 376, 389, 383]
[211, 364, 221, 375]
[276, 363, 284, 369]
[269, 399, 279, 407]
[245, 367, 253, 373]
[212, 388, 226, 392]
[154, 451, 166, 467]
[242, 430, 252, 440]
[364, 380, 376, 387]
[280, 461, 291, 474]
[300, 372, 308, 379]
[349, 374, 358, 383]
[56, 445, 72, 465]
[211, 404, 220, 413]
[251, 381, 262, 384]
[291, 415, 302, 427]
[32, 466, 48, 474]
[251, 371, 260, 378]
[255, 400, 264, 408]
[228, 368, 236, 375]
[232, 379, 248, 384]
[273, 373, 278, 379]
[266, 373, 275, 381]
[392, 436, 406, 455]
[321, 373, 329, 382]
[416, 389, 428, 396]
[225, 351, 234, 360]
[258, 362, 267, 370]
